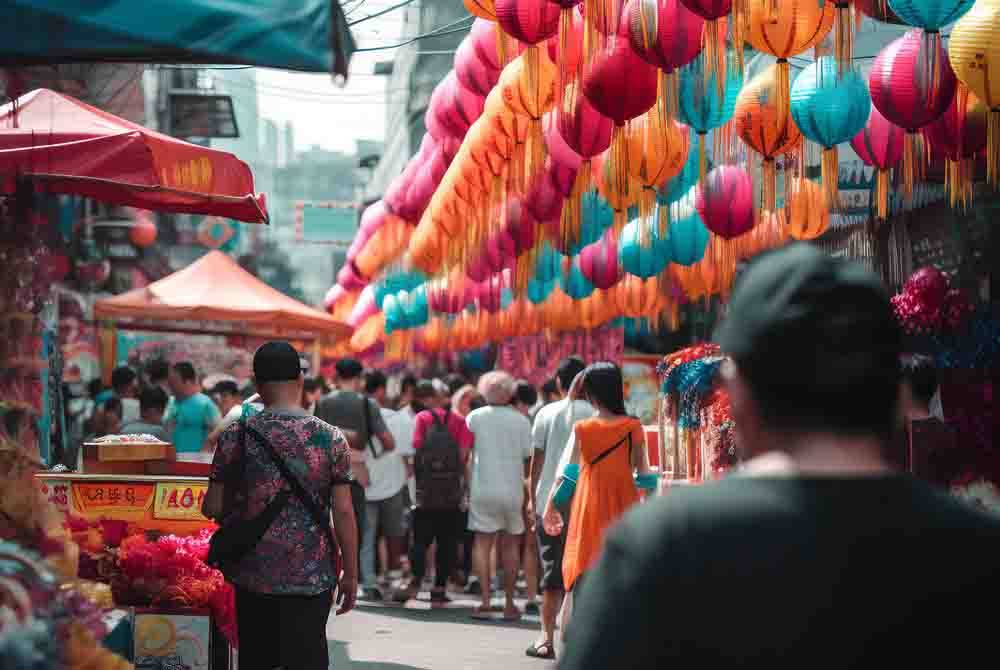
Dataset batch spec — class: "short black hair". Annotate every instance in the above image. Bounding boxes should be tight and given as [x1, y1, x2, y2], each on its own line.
[469, 394, 487, 412]
[213, 380, 240, 397]
[444, 373, 467, 396]
[513, 380, 538, 408]
[902, 355, 938, 405]
[172, 361, 197, 382]
[335, 358, 363, 380]
[556, 356, 587, 392]
[364, 369, 388, 394]
[303, 377, 323, 394]
[87, 379, 106, 399]
[414, 380, 437, 400]
[146, 358, 169, 383]
[541, 378, 558, 396]
[140, 386, 168, 413]
[111, 366, 137, 393]
[400, 373, 418, 392]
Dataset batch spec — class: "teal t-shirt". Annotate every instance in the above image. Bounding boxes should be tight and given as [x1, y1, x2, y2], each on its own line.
[167, 392, 222, 453]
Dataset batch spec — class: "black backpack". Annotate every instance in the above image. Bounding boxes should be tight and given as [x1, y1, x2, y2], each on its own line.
[414, 410, 464, 510]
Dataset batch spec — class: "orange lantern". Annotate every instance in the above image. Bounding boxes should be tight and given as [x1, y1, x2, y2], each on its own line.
[617, 275, 663, 320]
[354, 214, 412, 279]
[786, 178, 829, 240]
[500, 49, 558, 180]
[350, 313, 385, 353]
[734, 63, 804, 212]
[419, 317, 446, 352]
[592, 151, 638, 231]
[626, 112, 690, 222]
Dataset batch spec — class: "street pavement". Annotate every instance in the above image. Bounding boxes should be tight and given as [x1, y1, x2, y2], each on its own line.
[325, 589, 553, 670]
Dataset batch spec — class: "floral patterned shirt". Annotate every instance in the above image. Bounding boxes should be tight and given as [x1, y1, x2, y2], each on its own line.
[210, 407, 352, 595]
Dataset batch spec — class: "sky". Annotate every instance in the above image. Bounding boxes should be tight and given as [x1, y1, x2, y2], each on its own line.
[255, 1, 410, 155]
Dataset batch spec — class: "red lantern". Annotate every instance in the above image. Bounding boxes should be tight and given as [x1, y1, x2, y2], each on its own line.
[496, 0, 561, 45]
[851, 107, 905, 220]
[624, 0, 704, 72]
[922, 87, 988, 209]
[695, 166, 754, 239]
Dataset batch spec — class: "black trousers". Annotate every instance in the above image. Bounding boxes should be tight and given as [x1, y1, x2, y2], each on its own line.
[350, 481, 366, 570]
[409, 508, 462, 588]
[235, 587, 333, 670]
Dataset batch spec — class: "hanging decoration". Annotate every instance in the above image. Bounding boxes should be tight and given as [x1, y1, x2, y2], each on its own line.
[850, 106, 906, 220]
[922, 86, 989, 208]
[619, 216, 672, 277]
[676, 49, 745, 180]
[785, 177, 830, 240]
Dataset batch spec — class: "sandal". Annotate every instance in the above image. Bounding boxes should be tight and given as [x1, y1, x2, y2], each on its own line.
[525, 641, 556, 660]
[503, 606, 522, 622]
[470, 605, 493, 620]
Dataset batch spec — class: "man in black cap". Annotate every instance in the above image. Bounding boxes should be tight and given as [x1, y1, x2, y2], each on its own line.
[560, 244, 1000, 668]
[316, 357, 396, 600]
[203, 341, 358, 670]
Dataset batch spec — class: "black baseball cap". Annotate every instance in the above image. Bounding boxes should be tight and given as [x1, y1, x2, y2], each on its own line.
[715, 244, 901, 434]
[253, 341, 307, 384]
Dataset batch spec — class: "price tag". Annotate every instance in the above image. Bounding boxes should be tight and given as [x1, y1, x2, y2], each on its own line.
[153, 482, 209, 521]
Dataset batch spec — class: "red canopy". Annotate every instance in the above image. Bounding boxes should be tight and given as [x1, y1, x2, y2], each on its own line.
[94, 251, 350, 339]
[0, 88, 268, 223]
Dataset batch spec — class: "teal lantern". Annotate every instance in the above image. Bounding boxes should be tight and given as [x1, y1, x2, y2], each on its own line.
[560, 258, 596, 299]
[790, 57, 871, 207]
[666, 205, 709, 267]
[619, 217, 671, 279]
[888, 0, 975, 31]
[374, 270, 426, 309]
[533, 241, 563, 283]
[401, 284, 429, 329]
[657, 126, 700, 206]
[527, 277, 556, 304]
[677, 50, 744, 179]
[383, 293, 406, 334]
[558, 190, 614, 256]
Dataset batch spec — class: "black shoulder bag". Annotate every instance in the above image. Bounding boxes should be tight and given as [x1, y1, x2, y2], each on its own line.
[246, 424, 342, 578]
[206, 419, 292, 570]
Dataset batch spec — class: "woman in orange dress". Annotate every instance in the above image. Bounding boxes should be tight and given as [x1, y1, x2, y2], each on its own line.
[543, 362, 649, 627]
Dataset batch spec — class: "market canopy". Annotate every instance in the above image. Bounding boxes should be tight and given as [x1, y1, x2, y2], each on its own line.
[3, 0, 354, 78]
[94, 250, 351, 340]
[0, 88, 268, 223]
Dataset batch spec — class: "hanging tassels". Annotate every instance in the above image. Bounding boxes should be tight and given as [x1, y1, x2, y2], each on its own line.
[901, 131, 919, 202]
[833, 1, 854, 76]
[988, 110, 1000, 189]
[731, 0, 748, 73]
[703, 19, 727, 97]
[775, 58, 790, 130]
[561, 163, 590, 248]
[874, 167, 890, 221]
[761, 157, 777, 213]
[697, 131, 708, 182]
[821, 146, 840, 209]
[609, 122, 632, 205]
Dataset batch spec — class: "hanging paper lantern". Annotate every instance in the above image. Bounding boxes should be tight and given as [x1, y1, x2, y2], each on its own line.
[855, 0, 906, 24]
[678, 0, 733, 78]
[578, 230, 621, 289]
[790, 57, 872, 208]
[553, 189, 614, 255]
[527, 276, 557, 304]
[619, 217, 672, 278]
[426, 72, 485, 143]
[695, 166, 754, 240]
[626, 113, 690, 222]
[456, 30, 501, 97]
[850, 106, 905, 220]
[786, 178, 830, 240]
[746, 0, 835, 128]
[657, 126, 701, 204]
[524, 161, 566, 223]
[561, 257, 596, 299]
[401, 285, 430, 329]
[676, 50, 744, 179]
[870, 29, 957, 197]
[948, 0, 1000, 187]
[546, 111, 583, 170]
[887, 0, 975, 31]
[592, 151, 639, 231]
[735, 63, 804, 212]
[129, 219, 158, 247]
[666, 206, 709, 266]
[617, 276, 664, 320]
[922, 87, 989, 208]
[499, 48, 559, 181]
[496, 0, 561, 45]
[374, 271, 426, 309]
[534, 241, 564, 282]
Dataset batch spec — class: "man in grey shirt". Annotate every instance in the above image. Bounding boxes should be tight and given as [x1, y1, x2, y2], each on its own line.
[120, 386, 170, 442]
[315, 358, 396, 600]
[526, 356, 593, 660]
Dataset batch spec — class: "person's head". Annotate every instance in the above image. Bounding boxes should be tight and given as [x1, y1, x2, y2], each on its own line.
[168, 361, 199, 397]
[541, 378, 558, 404]
[512, 380, 538, 416]
[715, 244, 902, 459]
[111, 366, 139, 398]
[412, 380, 439, 413]
[146, 358, 170, 388]
[364, 369, 389, 406]
[103, 396, 123, 434]
[212, 380, 241, 415]
[86, 378, 105, 400]
[444, 372, 468, 396]
[253, 341, 307, 408]
[398, 373, 418, 404]
[432, 378, 450, 405]
[451, 384, 478, 417]
[900, 355, 938, 420]
[579, 362, 628, 415]
[555, 356, 587, 396]
[139, 386, 168, 425]
[477, 371, 516, 406]
[302, 377, 324, 409]
[335, 358, 364, 392]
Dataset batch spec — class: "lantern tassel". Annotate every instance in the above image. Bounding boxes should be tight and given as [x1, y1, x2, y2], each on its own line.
[657, 200, 671, 239]
[704, 19, 726, 97]
[988, 110, 1000, 189]
[875, 167, 890, 221]
[834, 2, 853, 75]
[901, 132, 920, 202]
[731, 0, 748, 72]
[775, 58, 790, 131]
[558, 8, 574, 112]
[658, 69, 678, 126]
[610, 123, 631, 203]
[697, 131, 708, 183]
[562, 163, 590, 248]
[762, 158, 777, 213]
[494, 22, 508, 67]
[639, 188, 657, 244]
[821, 146, 840, 210]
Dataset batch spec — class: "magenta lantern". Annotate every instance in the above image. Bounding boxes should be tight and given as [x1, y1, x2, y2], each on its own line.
[583, 39, 659, 126]
[338, 261, 368, 291]
[624, 0, 705, 72]
[496, 0, 561, 45]
[548, 157, 580, 198]
[429, 279, 473, 314]
[695, 165, 755, 239]
[545, 112, 582, 170]
[851, 106, 905, 170]
[456, 34, 501, 97]
[504, 199, 538, 254]
[578, 230, 621, 290]
[426, 72, 484, 142]
[869, 30, 956, 133]
[524, 164, 565, 224]
[547, 6, 584, 76]
[557, 86, 615, 160]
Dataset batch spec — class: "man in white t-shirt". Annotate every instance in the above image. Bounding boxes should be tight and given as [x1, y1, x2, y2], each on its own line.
[465, 371, 533, 621]
[526, 356, 593, 660]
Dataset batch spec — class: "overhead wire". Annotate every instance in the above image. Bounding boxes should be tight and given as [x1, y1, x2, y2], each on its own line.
[348, 0, 420, 26]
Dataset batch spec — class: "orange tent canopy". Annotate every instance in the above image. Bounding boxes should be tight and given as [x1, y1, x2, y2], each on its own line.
[94, 251, 351, 340]
[0, 89, 267, 223]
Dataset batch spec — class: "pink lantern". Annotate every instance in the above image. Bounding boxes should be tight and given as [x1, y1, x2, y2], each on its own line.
[467, 229, 517, 281]
[426, 72, 485, 142]
[545, 112, 582, 170]
[624, 0, 705, 73]
[869, 30, 957, 133]
[383, 162, 415, 220]
[429, 278, 473, 314]
[505, 199, 538, 253]
[548, 157, 580, 198]
[695, 166, 755, 239]
[473, 271, 511, 313]
[524, 164, 565, 224]
[324, 284, 346, 310]
[496, 0, 561, 45]
[456, 34, 501, 97]
[851, 107, 905, 220]
[338, 261, 368, 291]
[578, 230, 621, 290]
[547, 6, 584, 76]
[348, 285, 378, 328]
[346, 201, 387, 261]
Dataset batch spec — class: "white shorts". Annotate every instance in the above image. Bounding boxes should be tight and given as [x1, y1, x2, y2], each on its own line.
[468, 496, 525, 535]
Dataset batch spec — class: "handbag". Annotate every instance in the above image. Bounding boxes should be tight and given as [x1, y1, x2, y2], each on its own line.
[206, 419, 292, 570]
[246, 424, 343, 581]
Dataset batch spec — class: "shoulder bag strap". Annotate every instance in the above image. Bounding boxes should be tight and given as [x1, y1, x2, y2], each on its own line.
[245, 424, 338, 567]
[589, 431, 632, 467]
[363, 396, 379, 459]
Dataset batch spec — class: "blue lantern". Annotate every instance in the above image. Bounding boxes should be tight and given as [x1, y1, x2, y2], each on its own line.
[677, 51, 743, 174]
[619, 217, 671, 279]
[790, 57, 871, 204]
[383, 293, 406, 334]
[533, 241, 563, 282]
[888, 0, 975, 31]
[561, 191, 614, 256]
[666, 206, 709, 267]
[560, 258, 595, 300]
[374, 270, 425, 309]
[527, 277, 556, 304]
[657, 127, 700, 205]
[401, 284, 429, 329]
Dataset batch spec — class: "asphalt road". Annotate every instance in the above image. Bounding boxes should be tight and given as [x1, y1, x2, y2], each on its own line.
[325, 590, 553, 670]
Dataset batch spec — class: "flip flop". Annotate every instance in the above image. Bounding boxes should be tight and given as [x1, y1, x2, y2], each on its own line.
[525, 641, 556, 660]
[469, 606, 493, 620]
[503, 607, 523, 622]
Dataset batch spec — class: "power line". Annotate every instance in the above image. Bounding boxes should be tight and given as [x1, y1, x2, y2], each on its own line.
[348, 0, 420, 26]
[355, 16, 473, 52]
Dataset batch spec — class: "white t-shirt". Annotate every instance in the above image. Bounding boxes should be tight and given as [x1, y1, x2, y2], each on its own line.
[121, 398, 141, 425]
[466, 405, 533, 505]
[365, 407, 409, 502]
[533, 398, 595, 507]
[219, 394, 264, 430]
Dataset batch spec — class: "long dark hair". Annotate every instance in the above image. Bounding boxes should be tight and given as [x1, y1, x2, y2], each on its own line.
[581, 362, 628, 416]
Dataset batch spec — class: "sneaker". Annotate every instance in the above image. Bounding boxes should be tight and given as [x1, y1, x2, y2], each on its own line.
[430, 590, 452, 604]
[362, 586, 384, 601]
[465, 579, 482, 595]
[525, 601, 540, 616]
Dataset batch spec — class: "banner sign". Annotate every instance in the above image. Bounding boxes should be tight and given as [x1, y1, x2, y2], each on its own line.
[72, 482, 156, 519]
[497, 326, 624, 386]
[153, 481, 210, 522]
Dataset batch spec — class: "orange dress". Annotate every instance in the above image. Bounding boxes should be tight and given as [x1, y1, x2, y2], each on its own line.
[562, 416, 644, 591]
